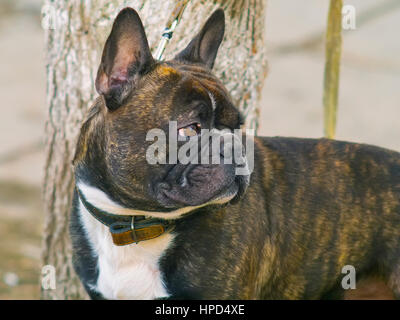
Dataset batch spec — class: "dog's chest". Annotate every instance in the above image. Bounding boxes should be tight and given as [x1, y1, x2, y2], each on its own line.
[78, 201, 173, 300]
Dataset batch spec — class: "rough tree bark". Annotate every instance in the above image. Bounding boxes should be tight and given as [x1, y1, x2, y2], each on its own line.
[41, 0, 267, 299]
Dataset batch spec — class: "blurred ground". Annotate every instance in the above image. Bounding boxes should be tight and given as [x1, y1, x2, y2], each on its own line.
[0, 0, 399, 299]
[260, 0, 400, 152]
[0, 0, 44, 299]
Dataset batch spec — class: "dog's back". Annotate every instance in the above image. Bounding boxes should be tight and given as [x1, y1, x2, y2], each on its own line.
[248, 136, 400, 299]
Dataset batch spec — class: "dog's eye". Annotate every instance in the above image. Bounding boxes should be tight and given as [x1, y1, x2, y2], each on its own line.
[178, 123, 201, 137]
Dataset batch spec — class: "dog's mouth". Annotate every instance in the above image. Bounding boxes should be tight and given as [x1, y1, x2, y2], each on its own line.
[158, 182, 238, 209]
[152, 163, 239, 209]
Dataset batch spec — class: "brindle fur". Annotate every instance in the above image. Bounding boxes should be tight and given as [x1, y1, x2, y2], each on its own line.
[70, 8, 400, 299]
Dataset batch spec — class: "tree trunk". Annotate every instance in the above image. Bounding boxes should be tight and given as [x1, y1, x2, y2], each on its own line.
[41, 0, 267, 299]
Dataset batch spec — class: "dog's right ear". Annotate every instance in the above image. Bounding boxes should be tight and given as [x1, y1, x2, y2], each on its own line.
[96, 7, 154, 111]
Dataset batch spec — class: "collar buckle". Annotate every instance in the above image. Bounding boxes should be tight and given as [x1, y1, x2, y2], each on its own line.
[131, 216, 138, 244]
[77, 187, 173, 246]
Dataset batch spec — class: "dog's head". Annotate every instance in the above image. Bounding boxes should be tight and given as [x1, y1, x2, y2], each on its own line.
[73, 7, 251, 215]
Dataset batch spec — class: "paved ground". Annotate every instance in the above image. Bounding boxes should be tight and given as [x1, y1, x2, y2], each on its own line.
[0, 0, 399, 299]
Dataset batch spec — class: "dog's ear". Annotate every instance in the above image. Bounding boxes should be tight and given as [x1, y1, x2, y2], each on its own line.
[174, 9, 225, 69]
[96, 7, 154, 110]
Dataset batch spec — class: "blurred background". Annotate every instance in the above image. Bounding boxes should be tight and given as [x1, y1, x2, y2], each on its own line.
[0, 0, 399, 299]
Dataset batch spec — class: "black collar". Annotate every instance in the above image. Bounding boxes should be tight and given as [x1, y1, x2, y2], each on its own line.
[76, 187, 175, 246]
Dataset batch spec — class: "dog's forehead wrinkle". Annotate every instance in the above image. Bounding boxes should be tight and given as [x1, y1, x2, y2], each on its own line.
[169, 62, 221, 86]
[207, 91, 217, 110]
[132, 63, 230, 117]
[171, 74, 227, 112]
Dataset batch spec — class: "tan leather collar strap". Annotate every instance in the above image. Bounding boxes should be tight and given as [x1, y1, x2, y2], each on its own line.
[76, 187, 175, 246]
[109, 217, 174, 246]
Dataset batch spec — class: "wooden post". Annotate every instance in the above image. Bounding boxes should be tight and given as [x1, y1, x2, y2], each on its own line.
[323, 0, 343, 139]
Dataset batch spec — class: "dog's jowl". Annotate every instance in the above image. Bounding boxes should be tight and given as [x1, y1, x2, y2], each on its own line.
[69, 7, 400, 299]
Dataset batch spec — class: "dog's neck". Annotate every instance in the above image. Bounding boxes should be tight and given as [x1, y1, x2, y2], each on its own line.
[76, 185, 175, 245]
[76, 182, 234, 245]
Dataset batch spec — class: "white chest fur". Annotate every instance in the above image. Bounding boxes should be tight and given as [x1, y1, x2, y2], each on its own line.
[77, 185, 174, 300]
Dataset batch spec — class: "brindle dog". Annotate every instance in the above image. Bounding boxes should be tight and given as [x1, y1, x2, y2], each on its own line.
[70, 7, 400, 299]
